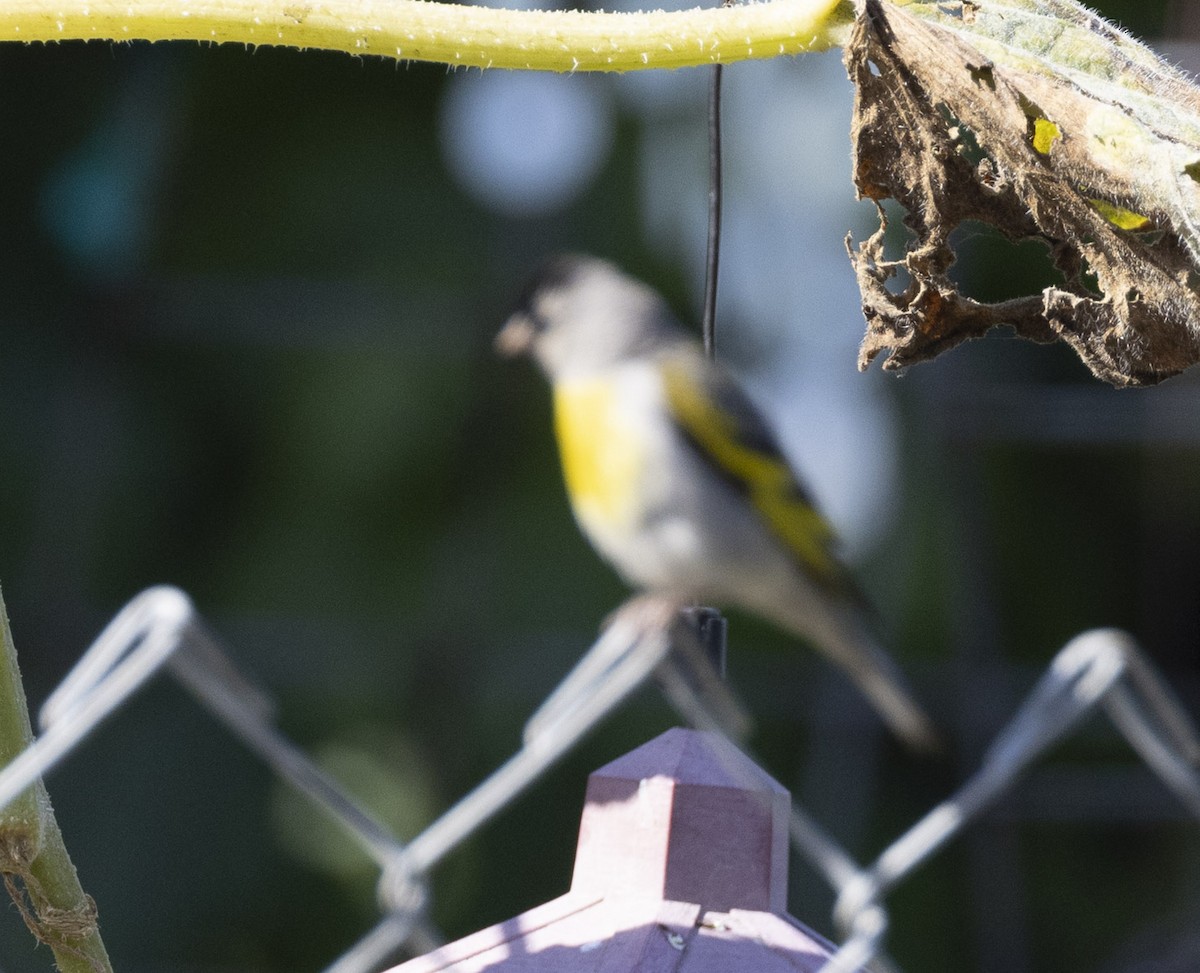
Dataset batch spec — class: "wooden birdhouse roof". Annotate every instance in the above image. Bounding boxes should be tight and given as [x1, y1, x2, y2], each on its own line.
[388, 727, 838, 972]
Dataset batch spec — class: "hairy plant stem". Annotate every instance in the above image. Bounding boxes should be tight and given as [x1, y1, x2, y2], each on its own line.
[0, 590, 112, 973]
[0, 0, 853, 71]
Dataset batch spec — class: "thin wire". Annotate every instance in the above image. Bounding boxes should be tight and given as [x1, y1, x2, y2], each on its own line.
[702, 56, 723, 358]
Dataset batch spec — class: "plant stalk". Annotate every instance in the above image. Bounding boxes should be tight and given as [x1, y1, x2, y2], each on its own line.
[0, 590, 112, 973]
[0, 0, 853, 71]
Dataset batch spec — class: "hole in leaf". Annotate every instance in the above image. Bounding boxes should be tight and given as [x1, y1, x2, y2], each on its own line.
[938, 108, 989, 168]
[949, 221, 1063, 302]
[859, 198, 916, 295]
[884, 264, 914, 297]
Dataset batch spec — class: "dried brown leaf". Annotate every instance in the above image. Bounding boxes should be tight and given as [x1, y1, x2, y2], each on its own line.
[845, 0, 1200, 386]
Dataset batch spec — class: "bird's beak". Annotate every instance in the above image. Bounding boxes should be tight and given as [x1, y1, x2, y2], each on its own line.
[494, 312, 536, 358]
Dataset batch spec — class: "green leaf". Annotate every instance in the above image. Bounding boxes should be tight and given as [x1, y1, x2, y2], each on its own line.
[1031, 116, 1061, 155]
[1087, 198, 1151, 231]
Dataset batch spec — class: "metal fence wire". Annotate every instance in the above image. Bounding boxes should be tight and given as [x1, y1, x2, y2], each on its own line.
[3, 582, 1198, 973]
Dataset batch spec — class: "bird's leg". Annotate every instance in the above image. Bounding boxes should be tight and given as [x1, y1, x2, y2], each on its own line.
[680, 605, 728, 677]
[656, 605, 753, 741]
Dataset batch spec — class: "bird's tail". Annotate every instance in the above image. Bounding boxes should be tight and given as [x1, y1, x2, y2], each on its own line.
[768, 600, 941, 753]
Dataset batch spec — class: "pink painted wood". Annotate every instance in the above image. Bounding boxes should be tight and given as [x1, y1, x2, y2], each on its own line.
[387, 728, 840, 973]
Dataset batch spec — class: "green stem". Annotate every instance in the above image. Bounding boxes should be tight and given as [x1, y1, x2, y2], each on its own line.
[0, 590, 112, 973]
[0, 0, 853, 71]
[0, 590, 43, 844]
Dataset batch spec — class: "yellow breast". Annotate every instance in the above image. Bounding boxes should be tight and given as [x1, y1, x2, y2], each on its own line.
[553, 378, 645, 530]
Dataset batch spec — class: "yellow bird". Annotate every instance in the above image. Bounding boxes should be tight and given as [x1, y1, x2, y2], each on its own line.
[497, 254, 938, 751]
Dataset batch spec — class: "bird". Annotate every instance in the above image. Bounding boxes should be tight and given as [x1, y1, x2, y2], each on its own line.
[495, 253, 939, 751]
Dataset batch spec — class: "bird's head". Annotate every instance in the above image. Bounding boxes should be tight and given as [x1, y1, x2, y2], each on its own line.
[496, 254, 680, 380]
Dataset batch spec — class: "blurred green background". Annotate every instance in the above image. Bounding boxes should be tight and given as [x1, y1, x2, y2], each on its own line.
[2, 1, 1200, 970]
